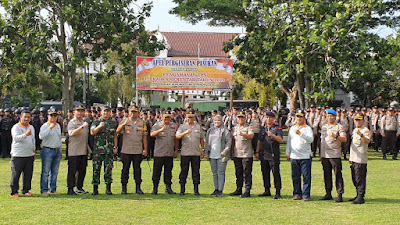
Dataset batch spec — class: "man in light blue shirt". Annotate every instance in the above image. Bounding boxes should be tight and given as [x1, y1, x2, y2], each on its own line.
[286, 110, 314, 201]
[39, 109, 62, 196]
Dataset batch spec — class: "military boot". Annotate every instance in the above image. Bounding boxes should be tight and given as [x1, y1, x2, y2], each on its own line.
[121, 184, 127, 195]
[136, 183, 144, 195]
[180, 184, 185, 195]
[92, 185, 99, 195]
[165, 184, 176, 195]
[273, 189, 281, 199]
[106, 184, 113, 195]
[194, 184, 200, 196]
[240, 189, 250, 198]
[67, 188, 77, 196]
[352, 195, 365, 204]
[334, 193, 343, 203]
[152, 183, 159, 195]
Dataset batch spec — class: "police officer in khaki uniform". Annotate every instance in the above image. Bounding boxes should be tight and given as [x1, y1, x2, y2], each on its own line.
[230, 111, 254, 198]
[349, 113, 370, 204]
[370, 106, 381, 152]
[116, 105, 148, 195]
[381, 107, 399, 160]
[150, 111, 179, 195]
[249, 111, 261, 154]
[319, 109, 347, 203]
[176, 110, 205, 196]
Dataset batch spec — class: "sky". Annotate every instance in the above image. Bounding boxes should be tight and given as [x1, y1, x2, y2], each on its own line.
[0, 0, 396, 36]
[136, 0, 244, 33]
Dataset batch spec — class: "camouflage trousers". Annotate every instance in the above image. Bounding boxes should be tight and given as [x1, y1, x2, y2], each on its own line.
[92, 153, 114, 185]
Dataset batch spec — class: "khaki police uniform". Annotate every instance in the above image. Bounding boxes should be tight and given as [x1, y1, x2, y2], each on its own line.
[320, 123, 346, 195]
[177, 122, 203, 187]
[151, 121, 177, 186]
[232, 124, 254, 193]
[381, 114, 399, 157]
[120, 118, 147, 186]
[350, 127, 370, 198]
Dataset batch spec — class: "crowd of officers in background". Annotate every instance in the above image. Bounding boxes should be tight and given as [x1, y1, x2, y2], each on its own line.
[1, 103, 396, 204]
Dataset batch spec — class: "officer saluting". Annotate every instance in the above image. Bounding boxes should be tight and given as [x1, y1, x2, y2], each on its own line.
[116, 105, 148, 195]
[230, 111, 254, 198]
[381, 107, 399, 160]
[90, 106, 118, 195]
[150, 111, 179, 195]
[256, 111, 283, 199]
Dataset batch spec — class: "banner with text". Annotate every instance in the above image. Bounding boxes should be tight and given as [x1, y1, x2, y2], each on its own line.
[136, 57, 234, 91]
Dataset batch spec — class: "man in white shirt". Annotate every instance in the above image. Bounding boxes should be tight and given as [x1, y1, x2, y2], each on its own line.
[39, 108, 62, 196]
[286, 110, 314, 201]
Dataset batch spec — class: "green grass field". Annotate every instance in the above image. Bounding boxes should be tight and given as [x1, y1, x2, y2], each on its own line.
[0, 146, 399, 224]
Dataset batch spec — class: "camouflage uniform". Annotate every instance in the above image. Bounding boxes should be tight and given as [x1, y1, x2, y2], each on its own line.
[91, 118, 118, 185]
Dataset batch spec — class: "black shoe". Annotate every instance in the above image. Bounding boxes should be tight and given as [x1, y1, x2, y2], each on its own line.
[152, 183, 159, 195]
[194, 184, 200, 196]
[240, 191, 250, 198]
[67, 188, 77, 196]
[352, 195, 365, 204]
[349, 196, 357, 201]
[121, 184, 127, 195]
[211, 189, 218, 196]
[343, 154, 347, 160]
[106, 184, 113, 195]
[229, 188, 242, 196]
[273, 189, 281, 199]
[76, 188, 89, 194]
[180, 184, 185, 196]
[92, 185, 99, 195]
[383, 154, 387, 160]
[334, 193, 343, 203]
[165, 185, 176, 195]
[136, 183, 144, 195]
[258, 189, 271, 197]
[216, 190, 223, 197]
[319, 193, 333, 200]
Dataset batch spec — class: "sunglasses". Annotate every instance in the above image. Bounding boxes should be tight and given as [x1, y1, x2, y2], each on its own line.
[50, 114, 58, 117]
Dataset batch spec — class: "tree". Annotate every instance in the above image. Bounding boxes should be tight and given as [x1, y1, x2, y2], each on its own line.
[172, 0, 400, 109]
[0, 0, 162, 113]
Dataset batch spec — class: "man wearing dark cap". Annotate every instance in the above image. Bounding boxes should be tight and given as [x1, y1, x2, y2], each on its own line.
[286, 110, 313, 201]
[90, 106, 118, 195]
[150, 111, 179, 195]
[1, 108, 16, 158]
[116, 105, 148, 195]
[176, 110, 205, 195]
[349, 113, 370, 204]
[39, 108, 62, 196]
[67, 105, 90, 195]
[381, 107, 399, 160]
[230, 111, 255, 198]
[256, 111, 283, 199]
[320, 109, 347, 202]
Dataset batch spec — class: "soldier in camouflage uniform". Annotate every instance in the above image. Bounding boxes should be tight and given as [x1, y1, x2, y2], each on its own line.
[90, 106, 118, 195]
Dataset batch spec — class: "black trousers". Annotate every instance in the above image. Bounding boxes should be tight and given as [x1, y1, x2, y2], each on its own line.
[1, 133, 12, 158]
[233, 157, 253, 191]
[148, 137, 156, 159]
[67, 155, 88, 189]
[179, 156, 200, 185]
[65, 136, 69, 158]
[121, 153, 143, 185]
[260, 157, 281, 190]
[251, 134, 258, 154]
[382, 130, 397, 155]
[321, 158, 344, 194]
[351, 162, 367, 196]
[311, 133, 319, 156]
[152, 157, 173, 185]
[10, 156, 34, 195]
[373, 132, 382, 151]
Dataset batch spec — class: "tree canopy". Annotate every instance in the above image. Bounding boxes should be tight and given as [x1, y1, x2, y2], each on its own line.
[0, 0, 162, 112]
